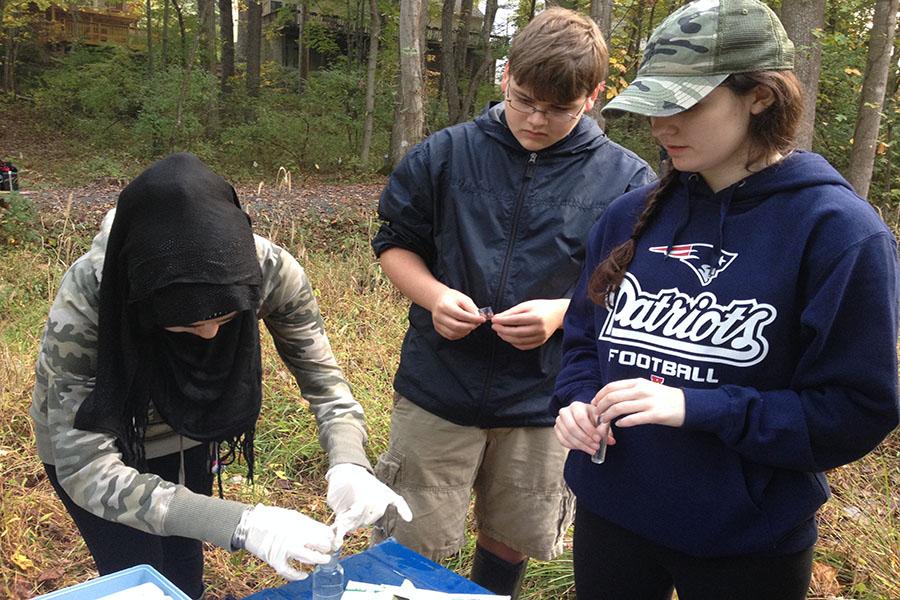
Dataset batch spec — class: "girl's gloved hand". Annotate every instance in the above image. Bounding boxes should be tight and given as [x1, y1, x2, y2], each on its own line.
[326, 463, 413, 548]
[242, 504, 335, 580]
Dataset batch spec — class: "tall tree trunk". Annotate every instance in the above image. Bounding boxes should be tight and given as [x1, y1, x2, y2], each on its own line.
[146, 0, 153, 74]
[197, 0, 217, 73]
[847, 0, 898, 198]
[162, 0, 170, 69]
[0, 0, 6, 93]
[587, 0, 613, 129]
[171, 0, 188, 67]
[205, 0, 217, 73]
[172, 0, 212, 149]
[236, 6, 248, 63]
[297, 1, 309, 94]
[417, 0, 427, 86]
[440, 0, 459, 122]
[390, 0, 424, 167]
[246, 0, 262, 97]
[781, 0, 824, 150]
[591, 0, 612, 42]
[2, 29, 16, 94]
[460, 0, 497, 119]
[219, 0, 234, 93]
[360, 0, 381, 164]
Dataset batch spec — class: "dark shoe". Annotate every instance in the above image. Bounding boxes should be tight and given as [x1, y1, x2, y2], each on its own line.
[469, 544, 528, 600]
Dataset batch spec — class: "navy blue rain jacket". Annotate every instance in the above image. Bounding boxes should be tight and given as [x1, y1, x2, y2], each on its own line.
[372, 104, 655, 428]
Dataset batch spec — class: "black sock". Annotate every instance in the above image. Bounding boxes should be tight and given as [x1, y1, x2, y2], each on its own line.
[469, 544, 528, 600]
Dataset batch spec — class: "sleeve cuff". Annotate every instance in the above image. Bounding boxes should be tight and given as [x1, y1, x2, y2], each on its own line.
[682, 387, 733, 436]
[320, 421, 372, 471]
[163, 487, 250, 550]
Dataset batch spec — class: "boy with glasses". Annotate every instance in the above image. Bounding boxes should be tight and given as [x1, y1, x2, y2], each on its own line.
[370, 8, 654, 598]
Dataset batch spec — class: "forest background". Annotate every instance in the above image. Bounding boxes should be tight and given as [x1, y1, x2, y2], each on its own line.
[0, 0, 898, 598]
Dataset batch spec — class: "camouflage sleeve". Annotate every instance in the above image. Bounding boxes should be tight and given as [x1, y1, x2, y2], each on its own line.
[39, 246, 247, 550]
[255, 236, 371, 470]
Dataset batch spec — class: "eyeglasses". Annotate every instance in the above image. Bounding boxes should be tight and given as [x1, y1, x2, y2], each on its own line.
[505, 88, 587, 123]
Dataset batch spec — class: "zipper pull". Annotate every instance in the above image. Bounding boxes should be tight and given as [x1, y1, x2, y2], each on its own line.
[525, 153, 537, 178]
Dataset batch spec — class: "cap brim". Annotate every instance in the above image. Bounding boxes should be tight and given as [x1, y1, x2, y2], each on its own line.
[601, 73, 730, 118]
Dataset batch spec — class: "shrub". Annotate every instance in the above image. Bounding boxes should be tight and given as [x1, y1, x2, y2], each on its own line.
[0, 192, 39, 248]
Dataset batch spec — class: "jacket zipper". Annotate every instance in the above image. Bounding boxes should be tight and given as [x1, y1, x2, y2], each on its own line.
[477, 152, 538, 423]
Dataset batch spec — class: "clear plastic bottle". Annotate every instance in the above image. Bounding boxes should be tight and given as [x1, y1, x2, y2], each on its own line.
[311, 552, 344, 600]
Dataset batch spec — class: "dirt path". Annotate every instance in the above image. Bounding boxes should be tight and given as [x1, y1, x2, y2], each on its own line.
[1, 102, 386, 230]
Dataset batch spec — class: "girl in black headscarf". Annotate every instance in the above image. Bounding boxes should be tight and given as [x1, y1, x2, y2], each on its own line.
[31, 154, 410, 598]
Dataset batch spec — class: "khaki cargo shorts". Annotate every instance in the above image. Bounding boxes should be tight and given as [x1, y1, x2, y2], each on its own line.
[372, 394, 574, 561]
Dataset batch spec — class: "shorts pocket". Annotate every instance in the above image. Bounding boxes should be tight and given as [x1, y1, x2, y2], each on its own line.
[374, 448, 403, 486]
[372, 449, 404, 541]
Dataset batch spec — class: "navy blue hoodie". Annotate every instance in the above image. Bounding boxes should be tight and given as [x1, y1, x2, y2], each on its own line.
[374, 105, 654, 428]
[553, 151, 900, 557]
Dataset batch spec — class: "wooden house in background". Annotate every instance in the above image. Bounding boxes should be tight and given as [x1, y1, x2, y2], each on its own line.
[36, 1, 142, 49]
[261, 0, 500, 77]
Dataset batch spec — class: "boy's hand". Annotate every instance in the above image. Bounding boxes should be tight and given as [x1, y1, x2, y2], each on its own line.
[431, 289, 485, 340]
[491, 299, 569, 350]
[555, 400, 616, 455]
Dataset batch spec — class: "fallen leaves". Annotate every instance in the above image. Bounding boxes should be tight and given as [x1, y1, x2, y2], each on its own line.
[810, 561, 842, 598]
[10, 551, 34, 572]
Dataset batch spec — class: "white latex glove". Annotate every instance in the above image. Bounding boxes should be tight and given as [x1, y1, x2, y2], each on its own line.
[326, 463, 413, 547]
[242, 504, 335, 580]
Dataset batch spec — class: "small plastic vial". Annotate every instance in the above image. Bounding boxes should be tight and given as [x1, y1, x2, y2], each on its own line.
[311, 552, 344, 600]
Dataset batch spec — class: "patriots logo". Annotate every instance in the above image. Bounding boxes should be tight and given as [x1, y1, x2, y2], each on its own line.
[649, 243, 737, 286]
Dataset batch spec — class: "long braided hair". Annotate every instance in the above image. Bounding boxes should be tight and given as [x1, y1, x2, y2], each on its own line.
[587, 70, 804, 306]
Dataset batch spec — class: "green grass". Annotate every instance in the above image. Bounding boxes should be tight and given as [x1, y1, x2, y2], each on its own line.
[1, 202, 898, 599]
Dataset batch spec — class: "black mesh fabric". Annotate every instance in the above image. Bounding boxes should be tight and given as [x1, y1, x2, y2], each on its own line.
[74, 153, 263, 473]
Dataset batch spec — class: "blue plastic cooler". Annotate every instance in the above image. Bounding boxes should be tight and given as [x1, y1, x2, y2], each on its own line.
[35, 564, 191, 600]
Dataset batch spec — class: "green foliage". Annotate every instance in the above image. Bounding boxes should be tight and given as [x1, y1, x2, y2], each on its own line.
[211, 61, 394, 176]
[0, 192, 39, 248]
[134, 65, 217, 153]
[33, 47, 143, 132]
[304, 21, 342, 57]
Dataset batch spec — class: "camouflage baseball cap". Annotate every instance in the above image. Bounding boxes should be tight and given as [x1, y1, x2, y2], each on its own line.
[602, 0, 794, 118]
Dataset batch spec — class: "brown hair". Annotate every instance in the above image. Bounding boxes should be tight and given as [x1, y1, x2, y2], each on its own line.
[587, 70, 804, 306]
[508, 7, 608, 104]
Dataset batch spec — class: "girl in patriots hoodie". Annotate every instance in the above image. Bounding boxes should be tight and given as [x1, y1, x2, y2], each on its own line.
[551, 1, 900, 599]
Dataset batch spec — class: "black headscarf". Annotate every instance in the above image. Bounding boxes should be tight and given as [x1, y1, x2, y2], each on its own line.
[74, 153, 263, 479]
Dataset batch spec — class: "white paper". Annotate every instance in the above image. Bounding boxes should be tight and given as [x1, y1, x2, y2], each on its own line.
[339, 579, 509, 600]
[94, 581, 172, 600]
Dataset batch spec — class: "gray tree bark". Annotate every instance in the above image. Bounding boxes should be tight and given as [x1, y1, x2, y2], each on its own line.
[588, 0, 613, 129]
[246, 0, 262, 97]
[847, 0, 898, 198]
[171, 0, 188, 67]
[591, 0, 612, 41]
[460, 0, 498, 120]
[146, 0, 153, 74]
[297, 1, 309, 94]
[205, 0, 217, 73]
[390, 0, 425, 166]
[780, 0, 824, 150]
[162, 0, 170, 69]
[440, 0, 458, 115]
[219, 0, 234, 93]
[236, 7, 248, 63]
[360, 0, 382, 164]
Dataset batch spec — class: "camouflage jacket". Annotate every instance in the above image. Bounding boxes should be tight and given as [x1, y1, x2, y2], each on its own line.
[30, 209, 370, 549]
